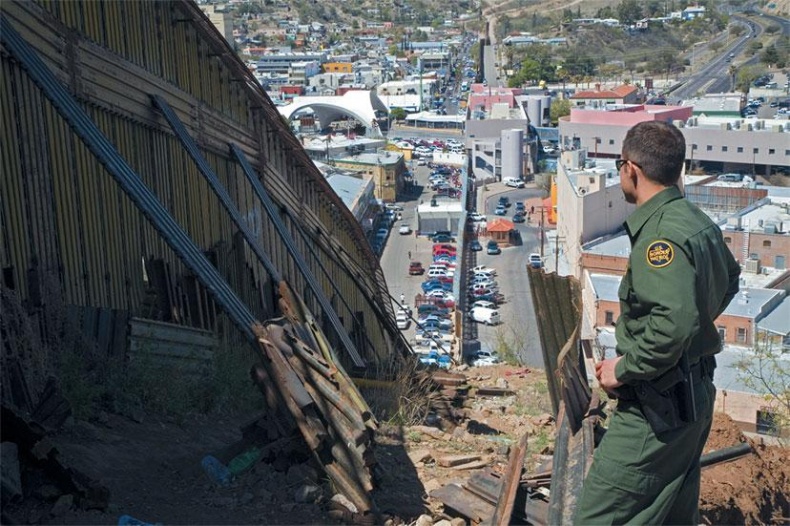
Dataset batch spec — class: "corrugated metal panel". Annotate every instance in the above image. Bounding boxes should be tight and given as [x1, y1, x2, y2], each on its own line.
[1, 0, 397, 369]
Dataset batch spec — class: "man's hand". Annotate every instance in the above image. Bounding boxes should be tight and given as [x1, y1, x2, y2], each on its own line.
[595, 356, 624, 391]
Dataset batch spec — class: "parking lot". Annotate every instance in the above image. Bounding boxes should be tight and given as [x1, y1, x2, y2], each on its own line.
[378, 160, 550, 368]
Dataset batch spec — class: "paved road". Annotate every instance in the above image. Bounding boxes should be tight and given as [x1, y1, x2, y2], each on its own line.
[377, 158, 548, 367]
[471, 185, 546, 367]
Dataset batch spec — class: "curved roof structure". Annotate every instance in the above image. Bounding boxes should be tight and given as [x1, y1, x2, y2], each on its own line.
[279, 90, 389, 136]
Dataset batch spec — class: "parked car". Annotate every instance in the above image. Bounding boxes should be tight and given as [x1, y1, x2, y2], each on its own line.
[398, 223, 412, 235]
[425, 289, 455, 302]
[417, 305, 451, 317]
[529, 253, 542, 269]
[471, 300, 497, 310]
[472, 356, 500, 367]
[396, 312, 410, 329]
[498, 196, 511, 208]
[409, 261, 425, 275]
[470, 265, 496, 275]
[433, 243, 457, 253]
[385, 203, 404, 212]
[469, 239, 483, 251]
[504, 177, 525, 188]
[468, 306, 501, 325]
[469, 212, 486, 222]
[487, 240, 501, 255]
[417, 351, 451, 370]
[432, 233, 454, 243]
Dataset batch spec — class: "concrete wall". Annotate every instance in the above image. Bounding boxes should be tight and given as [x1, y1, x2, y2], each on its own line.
[556, 159, 634, 278]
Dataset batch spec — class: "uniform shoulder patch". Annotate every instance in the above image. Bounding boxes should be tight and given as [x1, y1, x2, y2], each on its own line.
[646, 240, 674, 268]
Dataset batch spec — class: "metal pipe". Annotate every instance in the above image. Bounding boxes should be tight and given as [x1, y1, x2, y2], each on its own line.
[700, 442, 753, 469]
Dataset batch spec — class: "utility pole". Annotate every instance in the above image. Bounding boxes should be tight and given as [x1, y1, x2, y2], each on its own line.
[539, 205, 545, 259]
[554, 235, 565, 273]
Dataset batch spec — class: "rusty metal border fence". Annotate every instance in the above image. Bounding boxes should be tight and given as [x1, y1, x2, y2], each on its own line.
[0, 0, 399, 370]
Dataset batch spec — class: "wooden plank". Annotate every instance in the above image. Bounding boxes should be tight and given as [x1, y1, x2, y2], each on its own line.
[490, 433, 528, 526]
[128, 339, 213, 362]
[129, 318, 217, 347]
[430, 484, 495, 524]
[436, 454, 482, 468]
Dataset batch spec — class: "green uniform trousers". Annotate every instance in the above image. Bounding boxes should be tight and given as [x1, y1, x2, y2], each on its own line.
[575, 378, 715, 525]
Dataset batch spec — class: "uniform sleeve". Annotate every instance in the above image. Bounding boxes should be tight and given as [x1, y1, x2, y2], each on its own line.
[614, 238, 700, 384]
[717, 249, 741, 318]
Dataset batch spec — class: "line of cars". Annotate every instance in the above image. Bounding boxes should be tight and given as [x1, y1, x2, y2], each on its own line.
[467, 265, 503, 326]
[406, 236, 461, 368]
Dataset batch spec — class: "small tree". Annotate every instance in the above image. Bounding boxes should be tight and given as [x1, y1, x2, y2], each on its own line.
[550, 99, 571, 126]
[390, 107, 407, 122]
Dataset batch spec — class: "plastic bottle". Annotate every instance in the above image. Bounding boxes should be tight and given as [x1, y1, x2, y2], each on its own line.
[227, 447, 262, 476]
[201, 455, 232, 486]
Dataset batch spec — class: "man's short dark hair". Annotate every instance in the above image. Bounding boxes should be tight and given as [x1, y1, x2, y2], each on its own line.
[622, 121, 685, 186]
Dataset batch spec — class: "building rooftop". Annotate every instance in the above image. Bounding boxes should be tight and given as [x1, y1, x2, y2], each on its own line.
[723, 288, 784, 320]
[758, 295, 790, 336]
[728, 197, 790, 236]
[340, 151, 403, 166]
[589, 273, 621, 302]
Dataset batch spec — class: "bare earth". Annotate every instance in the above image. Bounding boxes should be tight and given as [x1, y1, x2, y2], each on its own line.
[7, 365, 789, 525]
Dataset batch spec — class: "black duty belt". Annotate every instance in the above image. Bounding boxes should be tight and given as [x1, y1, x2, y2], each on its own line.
[614, 355, 715, 401]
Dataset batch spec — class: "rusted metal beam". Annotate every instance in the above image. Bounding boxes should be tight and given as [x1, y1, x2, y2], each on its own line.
[490, 433, 528, 526]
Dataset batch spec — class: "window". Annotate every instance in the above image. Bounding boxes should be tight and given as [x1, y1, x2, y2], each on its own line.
[691, 144, 698, 150]
[724, 237, 732, 244]
[722, 146, 728, 152]
[769, 149, 775, 155]
[589, 177, 595, 184]
[737, 327, 747, 343]
[717, 326, 726, 341]
[786, 150, 790, 156]
[753, 148, 759, 154]
[737, 147, 743, 153]
[756, 408, 779, 436]
[609, 139, 615, 145]
[604, 311, 614, 325]
[763, 240, 771, 248]
[706, 145, 713, 151]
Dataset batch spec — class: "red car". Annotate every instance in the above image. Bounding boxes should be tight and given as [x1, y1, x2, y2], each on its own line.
[409, 261, 425, 275]
[432, 243, 457, 255]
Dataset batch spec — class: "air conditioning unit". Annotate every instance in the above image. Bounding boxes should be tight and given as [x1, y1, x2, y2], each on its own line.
[744, 258, 761, 274]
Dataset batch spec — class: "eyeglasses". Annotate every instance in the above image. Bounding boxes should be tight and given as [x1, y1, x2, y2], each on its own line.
[616, 158, 642, 171]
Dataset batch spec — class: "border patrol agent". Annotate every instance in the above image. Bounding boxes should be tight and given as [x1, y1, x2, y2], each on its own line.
[575, 121, 740, 525]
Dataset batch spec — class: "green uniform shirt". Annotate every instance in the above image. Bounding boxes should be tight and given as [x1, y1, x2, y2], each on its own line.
[614, 186, 741, 384]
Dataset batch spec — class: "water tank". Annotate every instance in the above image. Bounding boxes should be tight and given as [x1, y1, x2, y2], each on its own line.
[500, 128, 524, 181]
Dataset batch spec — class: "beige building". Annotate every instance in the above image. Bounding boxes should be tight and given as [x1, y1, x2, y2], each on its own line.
[555, 149, 634, 279]
[332, 151, 407, 202]
[200, 5, 234, 45]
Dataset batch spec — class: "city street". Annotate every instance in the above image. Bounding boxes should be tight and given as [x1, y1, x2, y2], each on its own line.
[377, 163, 549, 367]
[471, 184, 546, 367]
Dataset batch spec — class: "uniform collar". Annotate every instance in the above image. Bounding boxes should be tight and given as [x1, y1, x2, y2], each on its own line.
[624, 185, 683, 240]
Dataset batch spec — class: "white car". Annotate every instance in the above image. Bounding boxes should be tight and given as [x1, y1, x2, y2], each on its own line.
[398, 224, 412, 235]
[469, 212, 486, 222]
[470, 265, 496, 275]
[385, 203, 404, 212]
[472, 356, 501, 367]
[425, 289, 455, 302]
[542, 145, 556, 154]
[504, 177, 525, 188]
[471, 300, 497, 310]
[396, 312, 410, 329]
